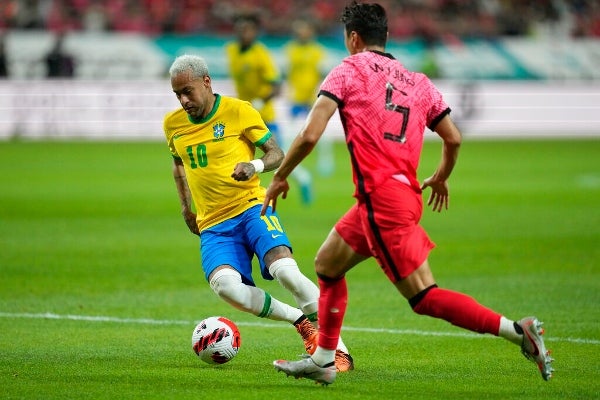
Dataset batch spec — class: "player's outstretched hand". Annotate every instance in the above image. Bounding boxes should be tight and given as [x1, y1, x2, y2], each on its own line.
[261, 177, 289, 216]
[420, 176, 449, 212]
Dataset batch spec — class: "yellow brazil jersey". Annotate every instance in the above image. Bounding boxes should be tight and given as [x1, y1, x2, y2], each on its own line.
[163, 94, 271, 232]
[225, 41, 280, 123]
[285, 40, 325, 105]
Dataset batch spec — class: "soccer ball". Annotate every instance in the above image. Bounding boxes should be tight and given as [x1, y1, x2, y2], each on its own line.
[191, 316, 241, 364]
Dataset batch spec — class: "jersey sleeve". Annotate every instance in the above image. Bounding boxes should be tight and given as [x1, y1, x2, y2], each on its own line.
[163, 111, 181, 159]
[318, 62, 348, 105]
[239, 101, 271, 145]
[423, 78, 451, 131]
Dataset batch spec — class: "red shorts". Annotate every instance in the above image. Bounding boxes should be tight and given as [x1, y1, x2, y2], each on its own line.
[335, 178, 435, 283]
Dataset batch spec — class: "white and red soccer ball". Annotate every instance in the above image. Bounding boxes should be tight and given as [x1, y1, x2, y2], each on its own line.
[191, 316, 241, 364]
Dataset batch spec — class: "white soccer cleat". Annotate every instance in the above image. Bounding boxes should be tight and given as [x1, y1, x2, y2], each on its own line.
[518, 316, 554, 381]
[273, 356, 336, 386]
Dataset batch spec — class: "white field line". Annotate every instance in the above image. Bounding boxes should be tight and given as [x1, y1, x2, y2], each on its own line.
[0, 311, 598, 345]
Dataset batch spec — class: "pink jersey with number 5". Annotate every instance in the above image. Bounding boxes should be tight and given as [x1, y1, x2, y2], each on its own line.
[319, 50, 450, 199]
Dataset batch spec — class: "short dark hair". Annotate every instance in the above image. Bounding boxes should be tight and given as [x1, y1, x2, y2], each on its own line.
[341, 1, 388, 46]
[233, 13, 261, 28]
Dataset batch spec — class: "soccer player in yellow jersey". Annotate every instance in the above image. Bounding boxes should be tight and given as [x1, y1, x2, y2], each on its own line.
[285, 19, 334, 178]
[163, 54, 353, 372]
[225, 14, 280, 138]
[226, 13, 313, 205]
[286, 19, 325, 118]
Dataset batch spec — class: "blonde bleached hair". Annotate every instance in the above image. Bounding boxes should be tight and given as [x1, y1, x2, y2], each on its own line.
[168, 54, 209, 78]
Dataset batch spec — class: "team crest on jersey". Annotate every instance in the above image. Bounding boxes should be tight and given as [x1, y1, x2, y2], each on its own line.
[212, 122, 225, 142]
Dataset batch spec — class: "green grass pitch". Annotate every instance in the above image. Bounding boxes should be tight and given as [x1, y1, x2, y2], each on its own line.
[0, 138, 598, 399]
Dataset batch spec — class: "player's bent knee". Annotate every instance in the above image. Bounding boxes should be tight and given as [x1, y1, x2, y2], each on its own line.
[209, 268, 247, 307]
[408, 284, 438, 312]
[264, 246, 293, 266]
[268, 257, 299, 281]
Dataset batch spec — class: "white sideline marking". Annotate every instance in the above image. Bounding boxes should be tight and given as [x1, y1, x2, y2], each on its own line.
[0, 311, 598, 345]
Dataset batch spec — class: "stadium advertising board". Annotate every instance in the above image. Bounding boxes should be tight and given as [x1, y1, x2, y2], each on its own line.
[0, 80, 598, 140]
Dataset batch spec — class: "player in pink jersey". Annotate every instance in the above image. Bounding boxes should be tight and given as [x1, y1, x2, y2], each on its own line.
[263, 1, 553, 385]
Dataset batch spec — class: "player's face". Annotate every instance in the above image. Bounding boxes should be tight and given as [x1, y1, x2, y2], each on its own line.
[293, 21, 314, 43]
[236, 21, 258, 46]
[171, 70, 213, 119]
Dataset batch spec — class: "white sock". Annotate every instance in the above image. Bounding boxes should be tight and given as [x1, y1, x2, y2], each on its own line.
[268, 259, 351, 354]
[498, 316, 523, 345]
[263, 293, 304, 323]
[311, 347, 336, 367]
[210, 268, 302, 323]
[336, 337, 348, 354]
[269, 258, 319, 316]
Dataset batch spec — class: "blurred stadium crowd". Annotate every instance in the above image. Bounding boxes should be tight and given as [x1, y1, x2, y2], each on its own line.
[1, 0, 599, 40]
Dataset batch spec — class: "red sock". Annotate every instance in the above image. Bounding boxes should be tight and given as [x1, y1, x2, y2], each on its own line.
[317, 276, 347, 350]
[412, 286, 501, 335]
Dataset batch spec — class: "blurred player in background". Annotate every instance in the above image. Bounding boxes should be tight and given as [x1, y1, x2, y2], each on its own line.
[226, 13, 313, 205]
[0, 34, 9, 78]
[263, 1, 553, 385]
[45, 33, 75, 78]
[285, 18, 334, 178]
[163, 54, 353, 372]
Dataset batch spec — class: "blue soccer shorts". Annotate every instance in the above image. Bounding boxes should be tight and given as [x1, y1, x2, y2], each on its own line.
[199, 204, 292, 286]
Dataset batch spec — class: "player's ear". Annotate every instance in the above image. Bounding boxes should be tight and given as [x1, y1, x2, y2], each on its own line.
[349, 31, 361, 51]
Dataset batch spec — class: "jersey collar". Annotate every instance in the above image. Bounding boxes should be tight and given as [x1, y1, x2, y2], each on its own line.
[369, 50, 395, 60]
[188, 94, 221, 124]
